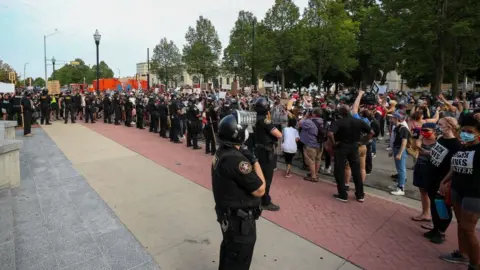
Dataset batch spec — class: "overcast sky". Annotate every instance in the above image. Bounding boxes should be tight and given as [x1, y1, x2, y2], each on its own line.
[1, 0, 308, 80]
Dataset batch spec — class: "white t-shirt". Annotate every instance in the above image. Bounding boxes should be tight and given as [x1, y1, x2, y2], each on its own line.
[281, 127, 300, 154]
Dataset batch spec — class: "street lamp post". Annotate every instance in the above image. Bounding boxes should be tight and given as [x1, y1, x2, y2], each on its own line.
[234, 60, 238, 82]
[44, 29, 58, 85]
[93, 30, 101, 94]
[52, 57, 56, 80]
[23, 62, 29, 86]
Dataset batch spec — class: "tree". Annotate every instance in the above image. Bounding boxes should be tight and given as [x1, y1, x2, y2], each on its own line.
[222, 11, 258, 87]
[33, 77, 46, 87]
[90, 61, 114, 81]
[182, 16, 222, 84]
[50, 58, 114, 85]
[302, 0, 359, 90]
[0, 59, 18, 83]
[151, 38, 183, 86]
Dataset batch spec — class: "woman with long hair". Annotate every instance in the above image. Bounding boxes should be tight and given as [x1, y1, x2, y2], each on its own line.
[423, 117, 461, 244]
[439, 113, 480, 269]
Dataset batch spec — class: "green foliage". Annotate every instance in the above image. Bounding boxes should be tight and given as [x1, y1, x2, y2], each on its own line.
[50, 58, 114, 86]
[0, 59, 18, 83]
[182, 16, 222, 83]
[33, 77, 45, 87]
[151, 38, 183, 85]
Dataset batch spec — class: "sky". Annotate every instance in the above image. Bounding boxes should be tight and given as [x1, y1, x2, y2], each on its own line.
[1, 0, 308, 81]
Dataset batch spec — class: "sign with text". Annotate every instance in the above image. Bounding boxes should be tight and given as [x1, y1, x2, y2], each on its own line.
[47, 80, 61, 95]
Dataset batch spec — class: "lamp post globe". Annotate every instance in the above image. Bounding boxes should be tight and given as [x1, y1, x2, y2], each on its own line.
[276, 65, 280, 71]
[94, 29, 101, 94]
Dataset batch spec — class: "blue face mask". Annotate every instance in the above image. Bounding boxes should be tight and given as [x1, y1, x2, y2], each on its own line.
[460, 132, 476, 143]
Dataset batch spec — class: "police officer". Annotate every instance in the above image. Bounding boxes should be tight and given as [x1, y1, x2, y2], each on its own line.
[51, 94, 60, 121]
[147, 96, 158, 132]
[84, 92, 95, 124]
[40, 89, 52, 125]
[21, 91, 34, 136]
[11, 91, 23, 126]
[103, 94, 112, 124]
[169, 94, 181, 143]
[62, 90, 76, 124]
[204, 96, 217, 155]
[158, 96, 169, 138]
[212, 114, 266, 270]
[136, 95, 145, 129]
[124, 93, 134, 127]
[186, 97, 202, 149]
[254, 97, 282, 211]
[113, 93, 122, 125]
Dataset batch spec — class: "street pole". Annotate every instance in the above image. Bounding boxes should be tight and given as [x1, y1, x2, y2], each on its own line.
[23, 62, 28, 86]
[52, 57, 56, 80]
[251, 20, 256, 90]
[44, 35, 47, 85]
[147, 48, 150, 91]
[94, 30, 101, 94]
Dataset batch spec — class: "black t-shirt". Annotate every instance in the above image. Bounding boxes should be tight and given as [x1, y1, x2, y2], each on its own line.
[20, 97, 32, 112]
[393, 125, 410, 148]
[451, 143, 480, 198]
[254, 115, 277, 146]
[427, 137, 461, 191]
[330, 116, 371, 144]
[211, 146, 262, 208]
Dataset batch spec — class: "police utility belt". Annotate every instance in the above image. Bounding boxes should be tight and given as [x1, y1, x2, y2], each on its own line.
[223, 207, 261, 220]
[255, 143, 276, 152]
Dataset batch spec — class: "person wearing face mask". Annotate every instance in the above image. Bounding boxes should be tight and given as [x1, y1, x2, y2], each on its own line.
[411, 123, 437, 224]
[439, 113, 480, 270]
[422, 117, 461, 244]
[212, 114, 265, 270]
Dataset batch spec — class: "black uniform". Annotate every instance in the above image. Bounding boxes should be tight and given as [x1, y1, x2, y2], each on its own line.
[212, 146, 262, 270]
[113, 94, 122, 125]
[169, 99, 180, 142]
[158, 99, 169, 137]
[74, 93, 82, 119]
[103, 96, 112, 123]
[147, 99, 158, 132]
[21, 95, 33, 135]
[11, 95, 23, 126]
[136, 98, 145, 129]
[39, 91, 51, 125]
[254, 114, 278, 209]
[84, 94, 95, 123]
[62, 94, 76, 124]
[186, 103, 201, 149]
[204, 103, 217, 154]
[125, 97, 133, 127]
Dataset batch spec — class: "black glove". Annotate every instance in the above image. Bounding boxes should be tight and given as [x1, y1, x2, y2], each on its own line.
[240, 147, 258, 164]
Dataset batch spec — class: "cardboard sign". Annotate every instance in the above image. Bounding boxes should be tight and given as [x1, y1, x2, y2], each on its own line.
[47, 80, 61, 95]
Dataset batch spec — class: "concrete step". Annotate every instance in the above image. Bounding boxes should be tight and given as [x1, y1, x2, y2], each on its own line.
[0, 188, 16, 270]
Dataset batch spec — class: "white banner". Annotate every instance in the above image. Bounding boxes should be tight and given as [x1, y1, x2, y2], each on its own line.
[0, 82, 15, 93]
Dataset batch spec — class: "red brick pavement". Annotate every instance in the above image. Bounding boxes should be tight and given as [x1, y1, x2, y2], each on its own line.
[81, 122, 474, 270]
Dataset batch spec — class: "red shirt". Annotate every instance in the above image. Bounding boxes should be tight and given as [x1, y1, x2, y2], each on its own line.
[376, 105, 387, 117]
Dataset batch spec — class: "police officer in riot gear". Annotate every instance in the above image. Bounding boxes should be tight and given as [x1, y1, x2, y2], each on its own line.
[84, 92, 95, 123]
[169, 94, 181, 143]
[147, 96, 158, 132]
[158, 96, 169, 138]
[40, 89, 52, 125]
[186, 97, 202, 149]
[204, 96, 217, 155]
[212, 114, 266, 270]
[103, 94, 112, 123]
[254, 97, 282, 211]
[62, 90, 76, 124]
[125, 93, 134, 127]
[113, 93, 122, 125]
[136, 96, 145, 129]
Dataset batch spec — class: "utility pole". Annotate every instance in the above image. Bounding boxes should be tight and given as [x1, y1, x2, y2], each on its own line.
[147, 48, 150, 90]
[251, 20, 256, 90]
[23, 62, 29, 86]
[52, 57, 56, 80]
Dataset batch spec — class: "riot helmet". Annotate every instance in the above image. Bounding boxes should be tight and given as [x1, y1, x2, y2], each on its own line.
[218, 114, 249, 146]
[254, 97, 270, 115]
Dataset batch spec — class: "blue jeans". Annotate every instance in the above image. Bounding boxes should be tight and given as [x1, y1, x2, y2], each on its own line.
[371, 139, 377, 154]
[393, 148, 407, 189]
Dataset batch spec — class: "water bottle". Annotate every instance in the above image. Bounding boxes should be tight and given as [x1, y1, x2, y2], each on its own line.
[435, 195, 450, 220]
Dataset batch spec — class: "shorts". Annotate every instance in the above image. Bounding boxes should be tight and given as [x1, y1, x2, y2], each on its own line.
[345, 145, 367, 171]
[283, 152, 295, 165]
[303, 146, 322, 167]
[451, 189, 480, 214]
[413, 162, 429, 189]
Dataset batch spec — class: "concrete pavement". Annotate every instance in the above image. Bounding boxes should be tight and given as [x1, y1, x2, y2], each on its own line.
[41, 123, 359, 270]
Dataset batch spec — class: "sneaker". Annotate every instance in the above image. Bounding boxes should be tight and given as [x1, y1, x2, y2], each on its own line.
[333, 194, 348, 203]
[388, 185, 398, 190]
[430, 233, 445, 244]
[324, 168, 332, 175]
[423, 229, 437, 239]
[372, 154, 377, 159]
[390, 188, 405, 196]
[439, 250, 469, 265]
[262, 203, 280, 211]
[386, 147, 392, 151]
[356, 196, 365, 203]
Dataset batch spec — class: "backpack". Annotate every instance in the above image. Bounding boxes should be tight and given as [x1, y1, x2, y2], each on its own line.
[312, 119, 326, 143]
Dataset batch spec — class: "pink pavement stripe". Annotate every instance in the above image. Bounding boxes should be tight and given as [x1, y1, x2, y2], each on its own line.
[81, 122, 470, 270]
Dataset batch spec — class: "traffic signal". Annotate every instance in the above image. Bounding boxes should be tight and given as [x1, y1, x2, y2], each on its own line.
[8, 72, 16, 83]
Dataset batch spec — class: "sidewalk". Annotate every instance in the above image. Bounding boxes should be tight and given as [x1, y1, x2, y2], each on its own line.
[41, 123, 359, 270]
[11, 128, 160, 270]
[73, 121, 475, 270]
